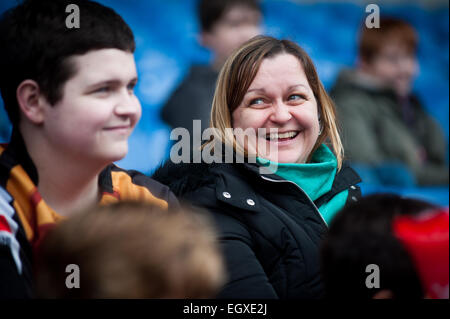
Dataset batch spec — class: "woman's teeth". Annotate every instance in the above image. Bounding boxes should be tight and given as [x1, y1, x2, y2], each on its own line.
[265, 131, 299, 141]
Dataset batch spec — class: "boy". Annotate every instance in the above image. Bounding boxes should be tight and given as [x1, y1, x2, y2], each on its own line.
[161, 0, 262, 136]
[0, 0, 178, 298]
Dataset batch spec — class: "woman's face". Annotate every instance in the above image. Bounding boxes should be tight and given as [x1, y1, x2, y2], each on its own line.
[231, 53, 320, 163]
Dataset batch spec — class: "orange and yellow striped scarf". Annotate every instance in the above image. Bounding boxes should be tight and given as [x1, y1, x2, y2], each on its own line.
[0, 145, 169, 250]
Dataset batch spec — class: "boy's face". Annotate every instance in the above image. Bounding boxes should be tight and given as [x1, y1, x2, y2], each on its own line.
[41, 48, 141, 165]
[202, 5, 262, 67]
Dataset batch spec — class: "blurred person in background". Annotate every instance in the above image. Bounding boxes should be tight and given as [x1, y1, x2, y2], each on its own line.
[331, 17, 449, 186]
[321, 193, 448, 299]
[36, 202, 225, 299]
[161, 0, 263, 136]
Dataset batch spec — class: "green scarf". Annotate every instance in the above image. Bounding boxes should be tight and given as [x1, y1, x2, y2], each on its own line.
[257, 144, 348, 224]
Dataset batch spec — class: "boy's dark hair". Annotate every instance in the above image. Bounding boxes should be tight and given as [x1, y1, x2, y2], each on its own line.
[321, 194, 437, 299]
[0, 0, 135, 126]
[198, 0, 261, 32]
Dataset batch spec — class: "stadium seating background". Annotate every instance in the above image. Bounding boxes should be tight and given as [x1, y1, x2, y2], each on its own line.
[0, 0, 448, 206]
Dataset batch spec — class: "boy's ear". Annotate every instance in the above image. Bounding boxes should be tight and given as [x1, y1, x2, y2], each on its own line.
[16, 79, 45, 125]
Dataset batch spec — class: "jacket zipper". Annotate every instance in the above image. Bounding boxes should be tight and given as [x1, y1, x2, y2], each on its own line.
[260, 175, 329, 228]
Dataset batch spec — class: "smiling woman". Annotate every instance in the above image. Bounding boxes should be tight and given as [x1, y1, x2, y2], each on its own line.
[153, 35, 362, 299]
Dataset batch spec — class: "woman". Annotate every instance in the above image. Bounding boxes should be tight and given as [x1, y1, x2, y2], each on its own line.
[154, 35, 361, 298]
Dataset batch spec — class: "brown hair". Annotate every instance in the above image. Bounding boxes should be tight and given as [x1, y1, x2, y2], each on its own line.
[35, 202, 225, 299]
[205, 35, 343, 169]
[359, 17, 418, 63]
[198, 0, 261, 32]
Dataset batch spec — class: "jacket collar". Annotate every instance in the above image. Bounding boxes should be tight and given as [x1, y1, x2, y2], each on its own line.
[257, 144, 338, 202]
[213, 160, 361, 213]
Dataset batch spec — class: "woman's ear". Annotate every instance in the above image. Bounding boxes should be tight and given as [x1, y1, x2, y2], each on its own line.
[16, 79, 45, 125]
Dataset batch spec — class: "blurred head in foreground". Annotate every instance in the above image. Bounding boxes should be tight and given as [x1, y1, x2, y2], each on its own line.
[35, 202, 225, 298]
[321, 194, 448, 299]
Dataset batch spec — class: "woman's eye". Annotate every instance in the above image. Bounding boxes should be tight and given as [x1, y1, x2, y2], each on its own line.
[249, 98, 265, 106]
[288, 94, 305, 101]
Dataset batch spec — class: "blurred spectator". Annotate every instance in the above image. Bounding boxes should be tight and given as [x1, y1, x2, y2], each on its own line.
[160, 0, 262, 136]
[35, 202, 225, 298]
[321, 193, 449, 299]
[331, 17, 449, 186]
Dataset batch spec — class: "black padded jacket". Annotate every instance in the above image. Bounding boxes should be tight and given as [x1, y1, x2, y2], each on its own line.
[153, 160, 361, 299]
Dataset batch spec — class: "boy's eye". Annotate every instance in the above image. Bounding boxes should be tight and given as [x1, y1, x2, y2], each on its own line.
[127, 83, 136, 93]
[95, 86, 111, 94]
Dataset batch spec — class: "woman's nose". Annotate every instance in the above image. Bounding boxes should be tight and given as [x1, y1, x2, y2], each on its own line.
[269, 102, 292, 123]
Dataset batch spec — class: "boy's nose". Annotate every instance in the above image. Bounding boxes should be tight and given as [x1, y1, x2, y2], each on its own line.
[115, 90, 141, 119]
